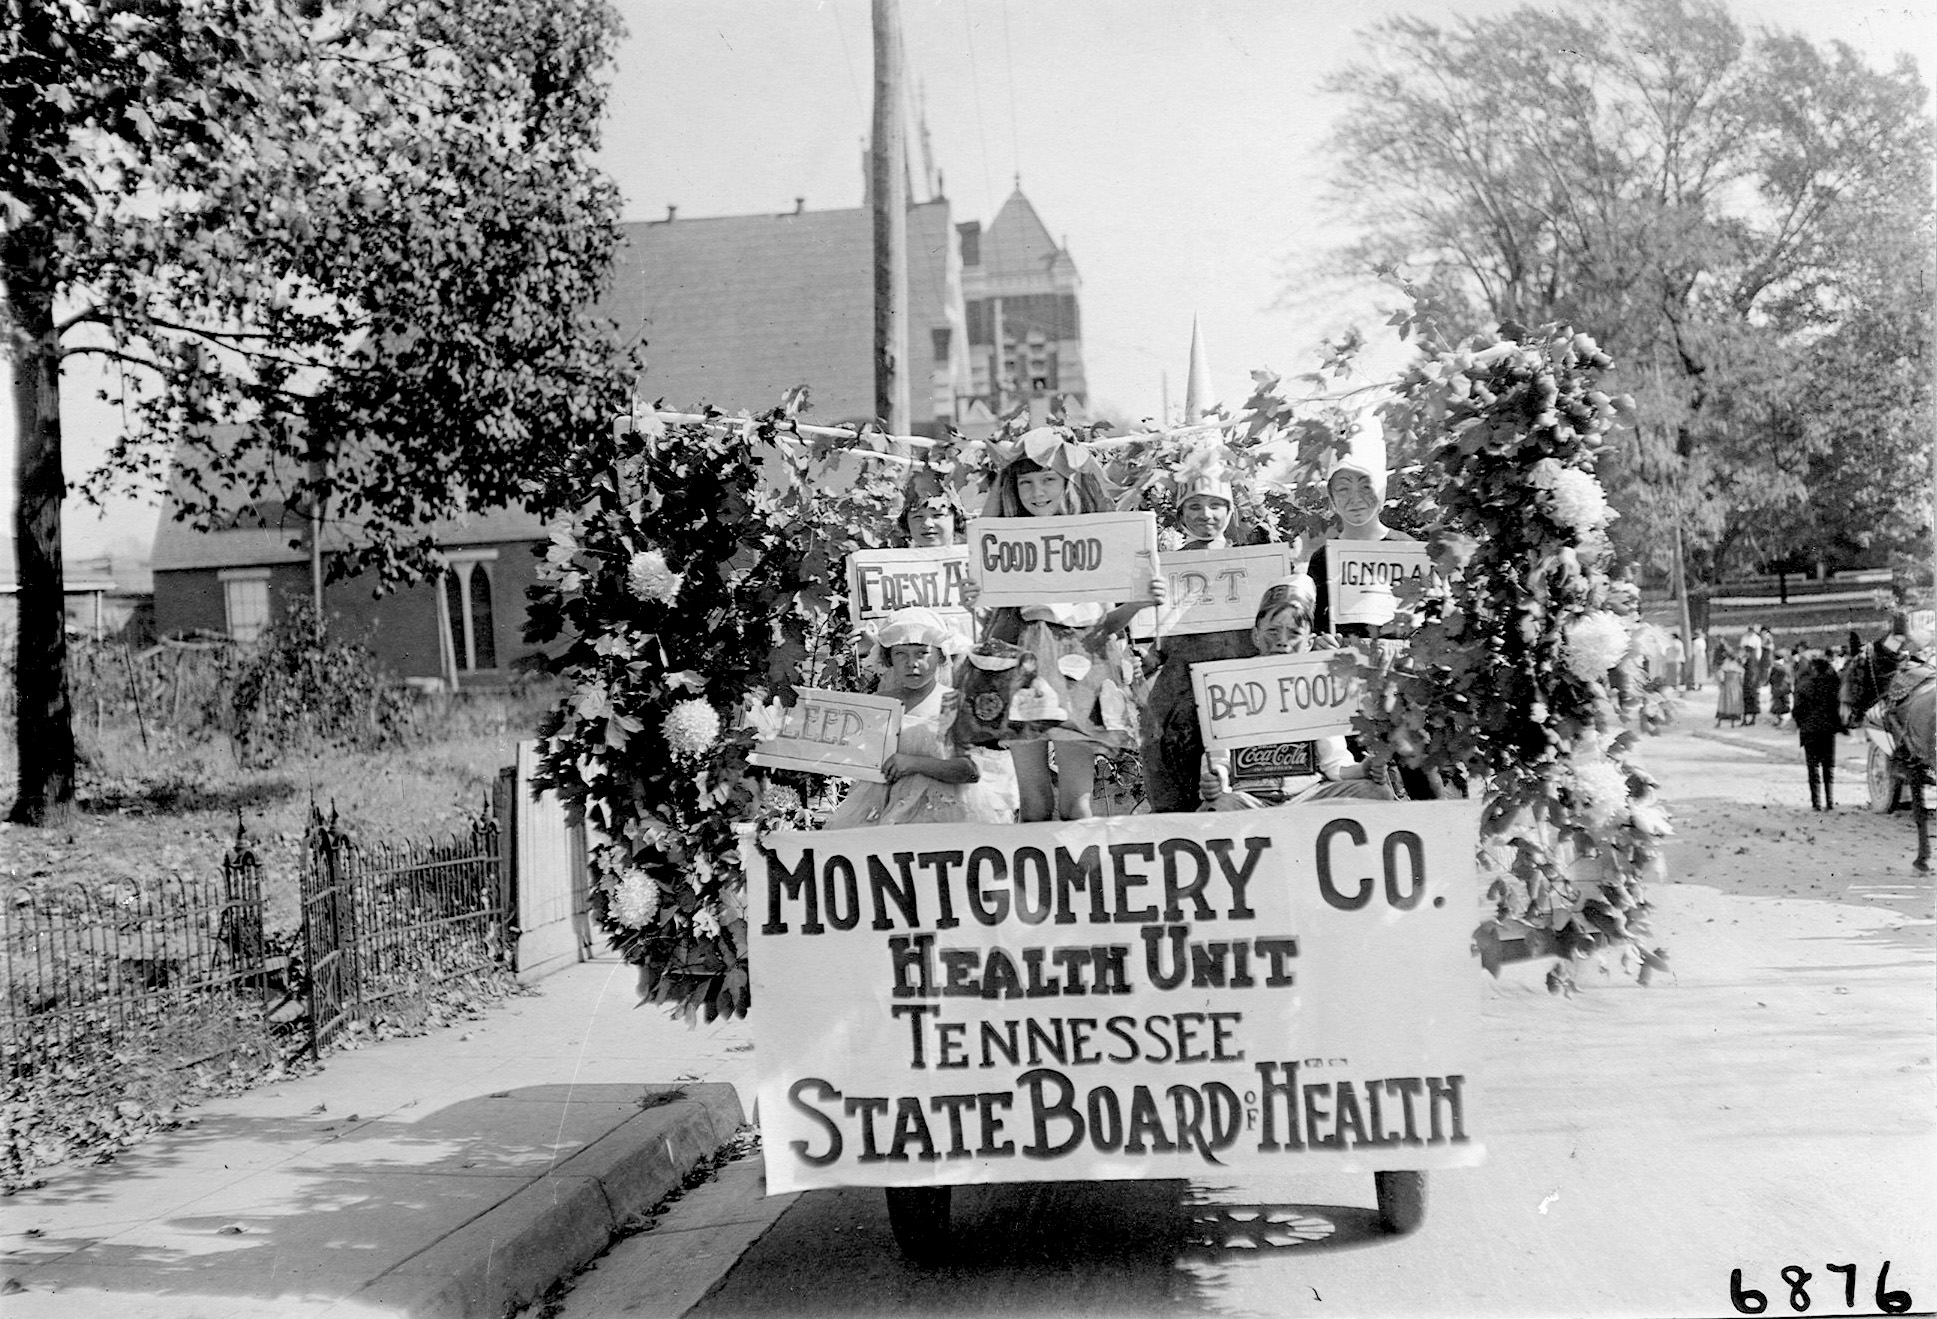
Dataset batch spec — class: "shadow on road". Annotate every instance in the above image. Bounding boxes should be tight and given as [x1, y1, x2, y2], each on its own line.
[688, 1180, 1405, 1317]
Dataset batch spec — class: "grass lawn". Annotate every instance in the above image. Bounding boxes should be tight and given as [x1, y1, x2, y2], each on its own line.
[1, 686, 555, 935]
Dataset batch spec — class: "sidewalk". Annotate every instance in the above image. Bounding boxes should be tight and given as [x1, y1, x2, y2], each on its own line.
[0, 957, 756, 1319]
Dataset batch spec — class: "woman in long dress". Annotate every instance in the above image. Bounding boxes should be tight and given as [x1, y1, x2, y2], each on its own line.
[1715, 644, 1745, 727]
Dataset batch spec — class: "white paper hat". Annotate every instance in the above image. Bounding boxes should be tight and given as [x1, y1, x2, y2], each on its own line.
[1325, 422, 1388, 506]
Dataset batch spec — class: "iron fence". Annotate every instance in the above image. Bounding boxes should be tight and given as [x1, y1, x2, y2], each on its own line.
[300, 802, 512, 1057]
[1, 838, 274, 1079]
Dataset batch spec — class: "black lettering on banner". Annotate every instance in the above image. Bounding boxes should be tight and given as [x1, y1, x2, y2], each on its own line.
[824, 854, 860, 930]
[967, 846, 1010, 924]
[1316, 818, 1373, 910]
[1383, 830, 1426, 909]
[1013, 847, 1053, 924]
[868, 853, 920, 930]
[1055, 845, 1109, 925]
[788, 1077, 843, 1165]
[917, 850, 965, 930]
[1109, 842, 1159, 922]
[763, 848, 823, 935]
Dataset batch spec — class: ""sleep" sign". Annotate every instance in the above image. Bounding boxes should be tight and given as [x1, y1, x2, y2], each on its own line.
[747, 689, 903, 783]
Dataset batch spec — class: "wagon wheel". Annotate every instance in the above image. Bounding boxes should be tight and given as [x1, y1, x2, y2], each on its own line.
[1374, 1170, 1427, 1235]
[885, 1186, 952, 1264]
[1867, 742, 1902, 814]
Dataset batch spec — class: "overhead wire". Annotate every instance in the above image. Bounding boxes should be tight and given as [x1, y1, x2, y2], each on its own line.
[961, 0, 998, 212]
[1000, 0, 1021, 187]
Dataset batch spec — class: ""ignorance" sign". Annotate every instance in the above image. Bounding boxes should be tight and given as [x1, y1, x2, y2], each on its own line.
[742, 802, 1485, 1193]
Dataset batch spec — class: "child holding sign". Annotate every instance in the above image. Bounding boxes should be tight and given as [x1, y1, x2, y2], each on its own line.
[961, 432, 1162, 822]
[1141, 458, 1256, 814]
[825, 608, 991, 829]
[1193, 575, 1391, 807]
[1305, 427, 1418, 638]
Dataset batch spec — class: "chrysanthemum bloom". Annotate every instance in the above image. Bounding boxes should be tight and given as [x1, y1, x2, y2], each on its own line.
[611, 868, 660, 927]
[627, 549, 682, 604]
[1564, 611, 1630, 683]
[661, 698, 722, 758]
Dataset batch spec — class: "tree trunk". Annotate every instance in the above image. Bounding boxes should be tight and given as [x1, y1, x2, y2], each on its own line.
[6, 235, 77, 827]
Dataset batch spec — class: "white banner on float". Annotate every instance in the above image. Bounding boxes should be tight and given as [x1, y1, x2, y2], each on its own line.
[1129, 543, 1295, 640]
[1326, 540, 1438, 627]
[747, 688, 902, 784]
[743, 801, 1485, 1193]
[846, 547, 975, 642]
[966, 513, 1161, 609]
[1189, 652, 1361, 751]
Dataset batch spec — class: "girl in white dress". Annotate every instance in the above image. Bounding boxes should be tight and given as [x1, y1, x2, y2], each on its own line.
[826, 608, 997, 829]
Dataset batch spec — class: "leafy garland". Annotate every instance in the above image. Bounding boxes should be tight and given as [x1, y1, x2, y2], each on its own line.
[536, 324, 1674, 1018]
[1348, 323, 1673, 992]
[524, 408, 903, 1020]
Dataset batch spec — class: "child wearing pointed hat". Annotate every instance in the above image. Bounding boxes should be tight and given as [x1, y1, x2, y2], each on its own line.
[1304, 422, 1418, 637]
[1176, 574, 1390, 808]
[1140, 449, 1257, 814]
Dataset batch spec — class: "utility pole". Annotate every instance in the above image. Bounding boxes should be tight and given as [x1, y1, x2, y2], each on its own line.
[870, 0, 909, 434]
[307, 440, 327, 640]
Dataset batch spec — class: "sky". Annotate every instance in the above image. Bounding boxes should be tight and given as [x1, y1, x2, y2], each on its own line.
[6, 0, 1930, 563]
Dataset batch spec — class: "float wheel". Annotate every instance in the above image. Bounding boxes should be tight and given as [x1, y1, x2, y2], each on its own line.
[1868, 742, 1902, 814]
[885, 1186, 952, 1264]
[1374, 1170, 1427, 1235]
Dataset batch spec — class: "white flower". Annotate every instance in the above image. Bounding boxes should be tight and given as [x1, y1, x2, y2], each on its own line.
[627, 549, 682, 604]
[661, 698, 721, 758]
[1545, 467, 1614, 534]
[764, 784, 803, 816]
[1569, 756, 1631, 829]
[610, 868, 660, 927]
[693, 905, 722, 940]
[1564, 611, 1630, 682]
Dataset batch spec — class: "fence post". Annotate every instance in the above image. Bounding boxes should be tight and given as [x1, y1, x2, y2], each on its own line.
[493, 768, 517, 970]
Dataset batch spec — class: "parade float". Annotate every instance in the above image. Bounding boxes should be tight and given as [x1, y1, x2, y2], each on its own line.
[526, 318, 1674, 1257]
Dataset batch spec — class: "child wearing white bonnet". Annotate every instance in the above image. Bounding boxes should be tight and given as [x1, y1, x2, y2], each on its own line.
[825, 607, 1013, 828]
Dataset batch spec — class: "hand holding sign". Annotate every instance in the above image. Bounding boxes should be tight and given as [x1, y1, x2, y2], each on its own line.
[1325, 540, 1438, 628]
[965, 512, 1162, 610]
[747, 688, 902, 783]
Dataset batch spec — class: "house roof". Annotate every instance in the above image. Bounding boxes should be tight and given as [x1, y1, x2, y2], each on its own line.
[150, 427, 548, 573]
[601, 200, 958, 426]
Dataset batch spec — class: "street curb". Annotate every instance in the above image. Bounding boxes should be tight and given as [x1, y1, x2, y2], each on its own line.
[358, 1082, 747, 1319]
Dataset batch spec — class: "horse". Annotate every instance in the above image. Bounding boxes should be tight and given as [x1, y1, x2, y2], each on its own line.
[1840, 632, 1934, 873]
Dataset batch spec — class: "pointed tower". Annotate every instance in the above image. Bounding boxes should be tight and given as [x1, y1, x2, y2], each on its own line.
[1183, 315, 1216, 424]
[957, 184, 1086, 424]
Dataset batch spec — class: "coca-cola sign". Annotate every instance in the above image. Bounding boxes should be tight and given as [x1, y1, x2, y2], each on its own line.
[1233, 741, 1314, 778]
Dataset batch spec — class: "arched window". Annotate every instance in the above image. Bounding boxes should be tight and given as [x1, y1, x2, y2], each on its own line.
[441, 553, 498, 673]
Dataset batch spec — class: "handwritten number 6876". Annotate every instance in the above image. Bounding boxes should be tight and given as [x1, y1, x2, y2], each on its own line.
[1731, 1262, 1913, 1315]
